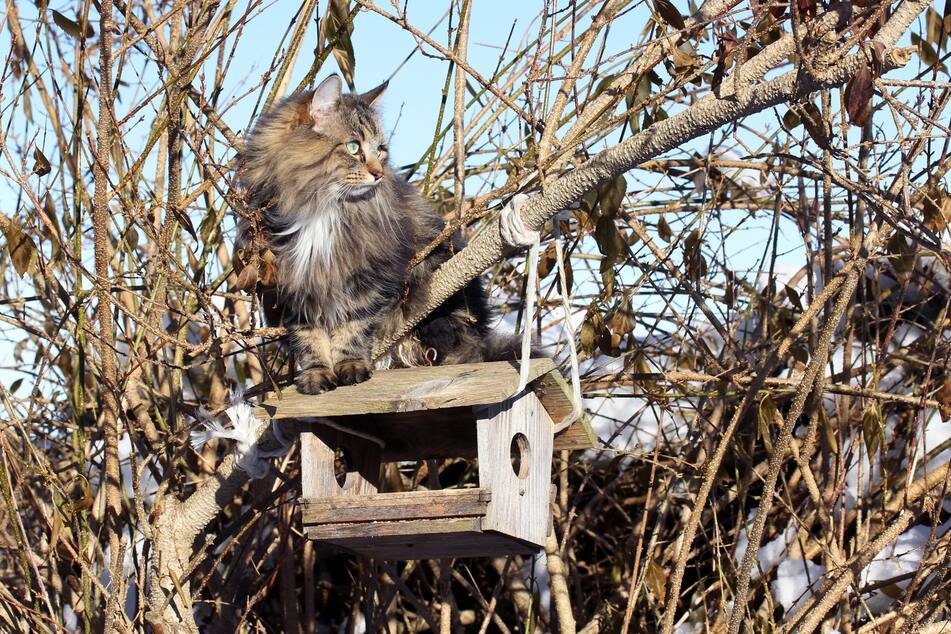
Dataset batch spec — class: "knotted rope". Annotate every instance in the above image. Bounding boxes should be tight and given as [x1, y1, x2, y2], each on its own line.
[500, 195, 582, 432]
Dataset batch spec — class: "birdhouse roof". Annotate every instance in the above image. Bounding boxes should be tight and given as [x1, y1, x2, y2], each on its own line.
[256, 358, 595, 461]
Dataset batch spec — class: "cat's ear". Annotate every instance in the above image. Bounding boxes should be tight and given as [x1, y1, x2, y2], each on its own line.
[361, 80, 388, 107]
[309, 75, 342, 119]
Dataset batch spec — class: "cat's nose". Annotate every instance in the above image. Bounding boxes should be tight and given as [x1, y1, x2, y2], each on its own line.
[367, 160, 384, 181]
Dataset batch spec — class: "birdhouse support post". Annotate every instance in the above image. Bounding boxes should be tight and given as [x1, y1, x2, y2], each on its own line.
[300, 427, 382, 498]
[476, 389, 554, 549]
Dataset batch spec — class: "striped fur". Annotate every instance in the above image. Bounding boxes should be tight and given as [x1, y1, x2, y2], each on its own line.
[237, 76, 512, 393]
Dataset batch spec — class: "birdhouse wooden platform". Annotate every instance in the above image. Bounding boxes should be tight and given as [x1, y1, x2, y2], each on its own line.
[256, 359, 595, 560]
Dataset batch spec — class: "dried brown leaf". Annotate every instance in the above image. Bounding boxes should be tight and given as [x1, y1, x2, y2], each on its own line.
[863, 404, 884, 456]
[67, 475, 94, 513]
[653, 0, 685, 30]
[51, 10, 93, 40]
[796, 0, 817, 19]
[758, 394, 778, 453]
[845, 60, 874, 127]
[657, 215, 673, 242]
[645, 558, 668, 602]
[32, 147, 51, 176]
[920, 186, 951, 232]
[1, 215, 38, 277]
[785, 284, 804, 311]
[936, 377, 951, 422]
[798, 101, 832, 150]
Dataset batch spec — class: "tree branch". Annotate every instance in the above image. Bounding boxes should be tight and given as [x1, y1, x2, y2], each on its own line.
[372, 1, 920, 359]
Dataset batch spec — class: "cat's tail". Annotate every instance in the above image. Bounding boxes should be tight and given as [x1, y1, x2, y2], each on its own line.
[482, 331, 541, 362]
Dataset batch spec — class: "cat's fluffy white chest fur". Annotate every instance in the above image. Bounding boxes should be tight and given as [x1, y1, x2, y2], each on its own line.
[274, 206, 341, 288]
[270, 192, 398, 326]
[272, 207, 346, 325]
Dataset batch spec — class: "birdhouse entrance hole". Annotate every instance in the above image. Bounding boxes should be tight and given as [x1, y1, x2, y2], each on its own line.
[333, 447, 352, 488]
[256, 359, 596, 560]
[510, 433, 530, 479]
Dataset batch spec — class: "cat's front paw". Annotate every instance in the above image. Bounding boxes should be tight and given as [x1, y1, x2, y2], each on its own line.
[334, 360, 371, 386]
[296, 366, 337, 394]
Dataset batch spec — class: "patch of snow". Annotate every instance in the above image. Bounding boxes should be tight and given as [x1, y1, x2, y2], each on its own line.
[843, 440, 879, 510]
[735, 511, 798, 580]
[918, 408, 951, 476]
[522, 553, 551, 613]
[673, 619, 704, 634]
[338, 611, 366, 634]
[770, 558, 826, 617]
[859, 524, 933, 613]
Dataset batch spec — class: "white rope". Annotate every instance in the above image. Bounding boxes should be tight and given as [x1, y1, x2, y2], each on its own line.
[500, 194, 541, 393]
[500, 195, 583, 429]
[499, 193, 538, 248]
[552, 223, 583, 432]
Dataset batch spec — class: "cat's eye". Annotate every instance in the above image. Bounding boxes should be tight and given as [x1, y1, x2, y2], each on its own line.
[345, 141, 360, 155]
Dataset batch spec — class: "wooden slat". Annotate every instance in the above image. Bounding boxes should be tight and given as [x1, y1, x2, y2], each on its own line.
[308, 517, 482, 540]
[256, 359, 597, 459]
[257, 360, 556, 418]
[554, 419, 598, 452]
[306, 519, 541, 559]
[476, 391, 552, 548]
[531, 369, 598, 451]
[300, 488, 490, 525]
[300, 431, 380, 498]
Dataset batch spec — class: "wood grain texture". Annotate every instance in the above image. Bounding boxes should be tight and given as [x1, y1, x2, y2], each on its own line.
[259, 359, 596, 460]
[300, 431, 380, 497]
[259, 360, 555, 417]
[301, 488, 490, 525]
[306, 518, 539, 560]
[477, 390, 554, 548]
[308, 517, 482, 539]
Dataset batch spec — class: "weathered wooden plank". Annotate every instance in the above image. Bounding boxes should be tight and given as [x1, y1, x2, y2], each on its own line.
[530, 366, 574, 424]
[300, 488, 490, 525]
[258, 359, 596, 460]
[257, 360, 556, 419]
[531, 368, 598, 451]
[554, 418, 598, 452]
[308, 517, 482, 540]
[304, 488, 486, 505]
[477, 391, 553, 548]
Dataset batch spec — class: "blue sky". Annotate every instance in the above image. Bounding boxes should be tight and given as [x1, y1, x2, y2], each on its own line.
[225, 2, 549, 166]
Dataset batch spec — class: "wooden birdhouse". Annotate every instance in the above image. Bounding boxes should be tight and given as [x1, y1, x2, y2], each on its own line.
[256, 359, 595, 560]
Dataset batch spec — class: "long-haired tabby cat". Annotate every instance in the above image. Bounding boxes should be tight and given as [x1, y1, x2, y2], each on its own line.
[238, 75, 514, 394]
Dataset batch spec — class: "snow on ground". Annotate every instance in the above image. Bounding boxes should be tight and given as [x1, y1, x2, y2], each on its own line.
[916, 408, 951, 484]
[734, 511, 798, 581]
[842, 437, 880, 511]
[859, 524, 937, 614]
[522, 553, 552, 614]
[771, 558, 827, 616]
[767, 519, 951, 621]
[673, 619, 704, 634]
